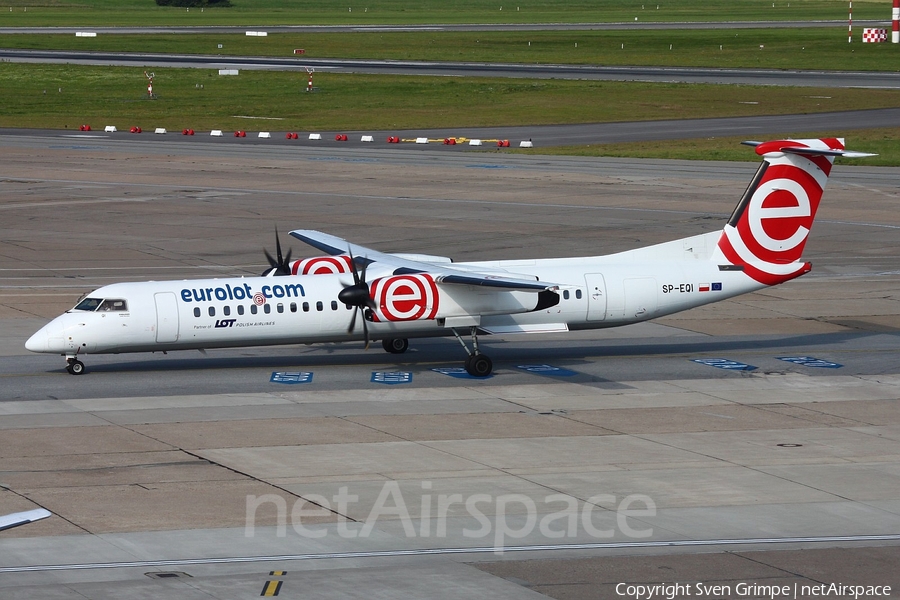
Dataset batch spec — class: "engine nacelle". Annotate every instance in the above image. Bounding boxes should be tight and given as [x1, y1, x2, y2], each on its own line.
[368, 273, 545, 323]
[289, 255, 353, 275]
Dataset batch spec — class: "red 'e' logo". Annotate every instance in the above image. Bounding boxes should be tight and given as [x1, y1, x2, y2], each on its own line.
[370, 274, 439, 322]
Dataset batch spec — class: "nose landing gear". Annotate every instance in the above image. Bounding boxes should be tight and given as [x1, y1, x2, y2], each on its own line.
[66, 356, 85, 375]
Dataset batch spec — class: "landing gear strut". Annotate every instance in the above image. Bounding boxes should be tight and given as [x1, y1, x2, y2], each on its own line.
[452, 327, 493, 377]
[382, 338, 409, 354]
[66, 356, 85, 375]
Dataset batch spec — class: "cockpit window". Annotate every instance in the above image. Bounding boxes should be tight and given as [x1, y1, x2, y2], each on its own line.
[98, 299, 128, 312]
[73, 298, 102, 311]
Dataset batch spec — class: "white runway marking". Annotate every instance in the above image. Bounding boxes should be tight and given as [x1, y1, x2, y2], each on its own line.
[3, 534, 899, 574]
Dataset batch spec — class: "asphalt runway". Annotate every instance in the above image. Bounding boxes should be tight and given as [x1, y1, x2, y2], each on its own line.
[0, 135, 898, 599]
[0, 21, 886, 34]
[4, 48, 899, 88]
[4, 107, 900, 150]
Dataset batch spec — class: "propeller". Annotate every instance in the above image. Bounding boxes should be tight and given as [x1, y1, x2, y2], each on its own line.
[262, 228, 293, 276]
[337, 250, 377, 349]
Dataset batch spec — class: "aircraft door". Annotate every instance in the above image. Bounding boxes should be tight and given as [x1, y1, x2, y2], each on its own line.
[154, 292, 180, 343]
[584, 273, 607, 322]
[624, 278, 658, 320]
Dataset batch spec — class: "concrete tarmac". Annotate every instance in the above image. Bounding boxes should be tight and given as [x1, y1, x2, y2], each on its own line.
[0, 134, 898, 599]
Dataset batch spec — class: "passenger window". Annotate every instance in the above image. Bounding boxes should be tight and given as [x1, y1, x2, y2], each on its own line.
[73, 297, 102, 311]
[193, 307, 201, 318]
[224, 306, 231, 316]
[316, 301, 323, 312]
[290, 302, 297, 313]
[264, 304, 271, 314]
[331, 301, 338, 311]
[251, 304, 258, 315]
[277, 303, 284, 314]
[563, 290, 570, 300]
[237, 305, 244, 315]
[575, 289, 583, 299]
[208, 306, 215, 317]
[98, 299, 128, 312]
[303, 302, 310, 312]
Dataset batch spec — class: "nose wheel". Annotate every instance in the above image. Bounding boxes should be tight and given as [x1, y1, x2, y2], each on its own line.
[66, 357, 86, 375]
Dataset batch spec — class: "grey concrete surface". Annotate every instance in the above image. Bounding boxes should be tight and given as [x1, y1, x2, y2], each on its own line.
[0, 135, 898, 599]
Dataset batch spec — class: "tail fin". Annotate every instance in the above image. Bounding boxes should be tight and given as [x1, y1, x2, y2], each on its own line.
[714, 138, 874, 286]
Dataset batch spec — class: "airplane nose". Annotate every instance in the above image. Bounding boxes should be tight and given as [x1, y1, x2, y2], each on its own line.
[25, 322, 65, 353]
[25, 328, 47, 352]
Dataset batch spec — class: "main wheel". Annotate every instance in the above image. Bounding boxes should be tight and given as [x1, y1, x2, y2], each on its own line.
[382, 338, 409, 354]
[465, 354, 493, 377]
[67, 359, 85, 375]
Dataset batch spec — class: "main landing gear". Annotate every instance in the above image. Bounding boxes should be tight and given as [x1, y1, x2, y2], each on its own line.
[453, 327, 493, 377]
[65, 356, 85, 375]
[382, 338, 409, 354]
[381, 331, 492, 377]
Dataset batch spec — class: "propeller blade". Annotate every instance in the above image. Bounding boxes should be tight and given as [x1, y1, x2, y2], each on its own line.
[262, 229, 293, 276]
[362, 315, 370, 350]
[275, 228, 284, 264]
[264, 248, 277, 268]
[339, 246, 373, 349]
[347, 306, 358, 334]
[348, 249, 360, 285]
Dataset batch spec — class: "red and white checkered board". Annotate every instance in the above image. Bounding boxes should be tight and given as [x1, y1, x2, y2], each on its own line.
[863, 28, 887, 43]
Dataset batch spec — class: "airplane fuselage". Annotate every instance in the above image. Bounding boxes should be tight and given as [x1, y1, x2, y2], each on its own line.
[27, 239, 762, 357]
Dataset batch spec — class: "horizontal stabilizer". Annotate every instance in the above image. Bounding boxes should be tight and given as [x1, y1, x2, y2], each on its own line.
[742, 139, 877, 158]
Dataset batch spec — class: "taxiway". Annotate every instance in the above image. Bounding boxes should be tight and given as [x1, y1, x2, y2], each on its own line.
[0, 134, 898, 599]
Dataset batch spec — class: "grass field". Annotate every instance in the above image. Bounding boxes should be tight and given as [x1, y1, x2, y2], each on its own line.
[3, 64, 900, 133]
[0, 0, 888, 27]
[4, 28, 900, 72]
[2, 1, 898, 164]
[528, 127, 900, 165]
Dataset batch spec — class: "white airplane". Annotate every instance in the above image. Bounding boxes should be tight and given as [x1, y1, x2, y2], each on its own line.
[26, 138, 872, 377]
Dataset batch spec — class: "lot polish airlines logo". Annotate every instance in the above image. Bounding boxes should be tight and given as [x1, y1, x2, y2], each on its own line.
[291, 255, 353, 275]
[370, 274, 439, 322]
[718, 141, 837, 285]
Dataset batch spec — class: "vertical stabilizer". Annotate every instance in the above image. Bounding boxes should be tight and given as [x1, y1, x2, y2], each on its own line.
[713, 138, 872, 286]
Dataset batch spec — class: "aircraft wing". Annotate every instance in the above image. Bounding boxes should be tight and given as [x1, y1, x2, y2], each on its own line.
[0, 508, 51, 532]
[290, 230, 560, 293]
